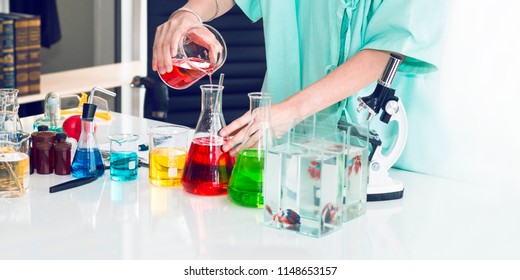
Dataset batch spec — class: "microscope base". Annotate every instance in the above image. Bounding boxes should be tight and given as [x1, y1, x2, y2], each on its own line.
[367, 179, 404, 202]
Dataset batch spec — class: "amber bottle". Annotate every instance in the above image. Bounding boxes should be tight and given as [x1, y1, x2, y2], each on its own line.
[54, 133, 72, 175]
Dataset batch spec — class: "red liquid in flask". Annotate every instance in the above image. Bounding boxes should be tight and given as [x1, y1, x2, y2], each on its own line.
[181, 136, 235, 196]
[159, 58, 215, 89]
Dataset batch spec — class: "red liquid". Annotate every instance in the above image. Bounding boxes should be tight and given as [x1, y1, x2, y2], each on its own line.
[159, 58, 215, 89]
[181, 136, 235, 196]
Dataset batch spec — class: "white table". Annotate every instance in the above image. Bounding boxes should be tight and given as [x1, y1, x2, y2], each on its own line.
[1, 113, 519, 260]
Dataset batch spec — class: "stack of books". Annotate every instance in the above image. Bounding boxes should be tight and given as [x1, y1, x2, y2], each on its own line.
[0, 12, 41, 96]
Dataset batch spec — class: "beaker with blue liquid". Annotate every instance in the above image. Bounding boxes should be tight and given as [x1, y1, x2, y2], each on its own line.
[108, 134, 139, 181]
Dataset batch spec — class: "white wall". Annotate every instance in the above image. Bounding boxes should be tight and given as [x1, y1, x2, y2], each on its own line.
[436, 0, 520, 186]
[93, 0, 116, 66]
[120, 0, 147, 63]
[120, 0, 147, 116]
[40, 0, 94, 73]
[0, 0, 8, 13]
[40, 0, 115, 74]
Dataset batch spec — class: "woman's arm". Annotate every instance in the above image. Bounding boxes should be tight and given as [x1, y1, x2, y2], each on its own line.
[183, 0, 236, 22]
[220, 49, 393, 156]
[152, 0, 236, 74]
[286, 49, 391, 119]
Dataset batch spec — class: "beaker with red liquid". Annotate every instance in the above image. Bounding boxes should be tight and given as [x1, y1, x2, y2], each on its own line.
[159, 24, 227, 90]
[181, 84, 235, 195]
[160, 58, 216, 90]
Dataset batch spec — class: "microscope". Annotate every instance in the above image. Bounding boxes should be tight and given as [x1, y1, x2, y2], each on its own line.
[356, 54, 407, 202]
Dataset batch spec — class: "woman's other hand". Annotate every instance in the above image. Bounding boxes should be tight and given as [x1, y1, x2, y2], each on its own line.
[220, 102, 298, 157]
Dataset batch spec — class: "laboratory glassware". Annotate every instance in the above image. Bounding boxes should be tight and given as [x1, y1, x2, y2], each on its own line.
[54, 133, 72, 175]
[148, 125, 190, 187]
[228, 92, 272, 207]
[31, 125, 57, 174]
[70, 103, 105, 178]
[159, 24, 227, 89]
[109, 133, 139, 182]
[33, 92, 65, 132]
[181, 84, 234, 195]
[0, 131, 31, 198]
[263, 120, 348, 238]
[0, 88, 23, 132]
[36, 141, 53, 174]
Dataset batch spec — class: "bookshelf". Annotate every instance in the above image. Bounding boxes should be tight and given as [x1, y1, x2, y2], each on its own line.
[3, 0, 147, 117]
[0, 12, 41, 95]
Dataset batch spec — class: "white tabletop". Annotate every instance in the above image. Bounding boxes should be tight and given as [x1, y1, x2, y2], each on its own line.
[1, 113, 519, 260]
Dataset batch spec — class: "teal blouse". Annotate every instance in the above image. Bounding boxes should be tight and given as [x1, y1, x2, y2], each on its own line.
[234, 0, 451, 174]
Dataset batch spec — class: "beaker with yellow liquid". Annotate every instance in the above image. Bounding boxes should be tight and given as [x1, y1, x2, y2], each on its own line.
[0, 131, 31, 198]
[148, 125, 190, 187]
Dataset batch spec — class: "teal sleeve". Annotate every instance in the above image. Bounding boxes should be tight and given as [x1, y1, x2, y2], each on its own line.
[362, 0, 452, 74]
[234, 0, 263, 22]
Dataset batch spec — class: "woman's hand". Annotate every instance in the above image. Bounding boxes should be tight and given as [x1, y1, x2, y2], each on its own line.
[152, 11, 201, 75]
[185, 25, 225, 67]
[220, 102, 298, 157]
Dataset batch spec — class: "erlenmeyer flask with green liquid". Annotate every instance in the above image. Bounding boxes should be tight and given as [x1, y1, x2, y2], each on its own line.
[228, 92, 272, 207]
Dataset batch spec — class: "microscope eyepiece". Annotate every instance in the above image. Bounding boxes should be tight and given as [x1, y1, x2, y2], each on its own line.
[378, 54, 402, 88]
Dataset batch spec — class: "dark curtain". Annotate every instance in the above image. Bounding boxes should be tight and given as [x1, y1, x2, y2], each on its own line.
[9, 0, 61, 48]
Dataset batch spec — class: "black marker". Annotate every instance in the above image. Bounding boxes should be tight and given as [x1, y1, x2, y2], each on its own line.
[49, 176, 98, 193]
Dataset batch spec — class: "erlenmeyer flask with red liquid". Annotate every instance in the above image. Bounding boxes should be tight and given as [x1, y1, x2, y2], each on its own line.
[181, 84, 235, 195]
[159, 24, 227, 90]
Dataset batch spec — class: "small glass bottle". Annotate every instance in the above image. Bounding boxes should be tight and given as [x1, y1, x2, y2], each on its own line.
[33, 92, 65, 132]
[54, 133, 72, 175]
[181, 84, 235, 196]
[228, 92, 272, 207]
[71, 103, 105, 178]
[31, 125, 57, 173]
[35, 141, 53, 174]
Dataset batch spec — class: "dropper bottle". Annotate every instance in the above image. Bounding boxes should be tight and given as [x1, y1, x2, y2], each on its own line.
[33, 92, 65, 132]
[70, 90, 106, 178]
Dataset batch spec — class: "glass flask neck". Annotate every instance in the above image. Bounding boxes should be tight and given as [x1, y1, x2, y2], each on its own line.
[239, 92, 272, 151]
[248, 92, 272, 124]
[194, 84, 227, 137]
[81, 119, 95, 134]
[200, 85, 223, 113]
[77, 118, 98, 148]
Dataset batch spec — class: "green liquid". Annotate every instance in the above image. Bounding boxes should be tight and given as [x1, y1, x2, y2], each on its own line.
[228, 149, 264, 207]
